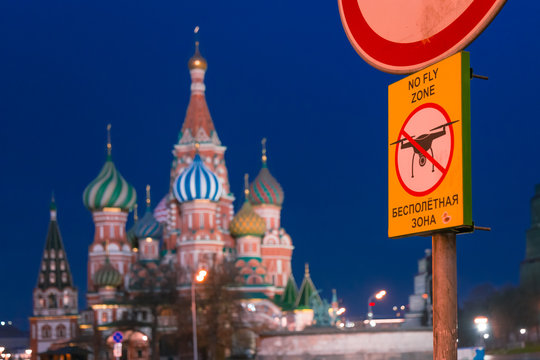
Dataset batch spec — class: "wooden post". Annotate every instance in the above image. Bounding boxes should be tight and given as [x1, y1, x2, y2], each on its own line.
[432, 232, 458, 360]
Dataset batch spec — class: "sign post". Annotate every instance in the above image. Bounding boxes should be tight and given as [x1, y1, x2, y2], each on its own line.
[338, 1, 505, 359]
[113, 331, 123, 360]
[388, 52, 471, 360]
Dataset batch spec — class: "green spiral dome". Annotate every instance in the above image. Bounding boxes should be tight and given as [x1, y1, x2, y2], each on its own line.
[83, 155, 137, 211]
[94, 258, 123, 288]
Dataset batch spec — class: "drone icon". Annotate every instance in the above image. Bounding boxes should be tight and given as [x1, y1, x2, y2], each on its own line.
[390, 120, 459, 178]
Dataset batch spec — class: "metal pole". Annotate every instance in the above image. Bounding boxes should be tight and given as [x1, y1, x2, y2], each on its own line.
[191, 280, 198, 360]
[432, 232, 457, 360]
[367, 296, 373, 320]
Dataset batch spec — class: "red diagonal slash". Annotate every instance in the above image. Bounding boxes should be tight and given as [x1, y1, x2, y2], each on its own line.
[401, 131, 446, 173]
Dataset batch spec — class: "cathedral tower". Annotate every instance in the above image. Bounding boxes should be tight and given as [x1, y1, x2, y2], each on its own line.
[82, 125, 137, 305]
[173, 145, 225, 275]
[230, 174, 272, 294]
[29, 197, 78, 360]
[249, 139, 293, 291]
[164, 28, 235, 254]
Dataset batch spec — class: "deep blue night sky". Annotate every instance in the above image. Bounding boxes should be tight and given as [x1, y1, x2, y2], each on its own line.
[1, 0, 539, 329]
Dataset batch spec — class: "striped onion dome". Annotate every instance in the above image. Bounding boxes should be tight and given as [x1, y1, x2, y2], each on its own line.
[83, 155, 137, 211]
[249, 163, 284, 206]
[135, 209, 162, 239]
[173, 154, 222, 203]
[230, 200, 266, 238]
[94, 258, 123, 288]
[153, 195, 168, 223]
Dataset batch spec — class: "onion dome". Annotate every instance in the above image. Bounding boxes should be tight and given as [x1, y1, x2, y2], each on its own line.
[94, 257, 123, 288]
[188, 27, 207, 71]
[134, 185, 162, 239]
[173, 151, 222, 203]
[153, 195, 168, 223]
[230, 174, 266, 238]
[83, 125, 137, 211]
[249, 138, 284, 206]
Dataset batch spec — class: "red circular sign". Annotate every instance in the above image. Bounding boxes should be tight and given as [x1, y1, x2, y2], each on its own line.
[394, 103, 454, 196]
[338, 0, 506, 74]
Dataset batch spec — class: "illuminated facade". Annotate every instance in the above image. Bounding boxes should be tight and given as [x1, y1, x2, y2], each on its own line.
[29, 36, 333, 359]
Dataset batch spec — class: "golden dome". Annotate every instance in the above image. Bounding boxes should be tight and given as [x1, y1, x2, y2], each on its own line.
[188, 41, 207, 71]
[229, 200, 266, 238]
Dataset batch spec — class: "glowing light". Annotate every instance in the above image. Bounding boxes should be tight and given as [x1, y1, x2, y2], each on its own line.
[375, 290, 387, 300]
[142, 335, 148, 341]
[422, 293, 428, 299]
[483, 333, 490, 339]
[369, 320, 376, 327]
[0, 322, 4, 326]
[195, 269, 207, 283]
[336, 307, 346, 316]
[520, 328, 527, 335]
[400, 305, 405, 310]
[474, 316, 488, 324]
[392, 306, 398, 311]
[247, 303, 256, 312]
[0, 347, 4, 353]
[145, 238, 152, 243]
[25, 350, 32, 355]
[369, 302, 375, 307]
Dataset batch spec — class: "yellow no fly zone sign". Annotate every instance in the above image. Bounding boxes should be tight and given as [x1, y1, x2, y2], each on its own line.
[388, 52, 473, 238]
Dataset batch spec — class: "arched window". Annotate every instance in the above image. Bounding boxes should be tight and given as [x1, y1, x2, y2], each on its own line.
[56, 324, 66, 338]
[50, 261, 56, 271]
[42, 325, 52, 339]
[60, 261, 66, 271]
[62, 272, 67, 283]
[49, 273, 56, 283]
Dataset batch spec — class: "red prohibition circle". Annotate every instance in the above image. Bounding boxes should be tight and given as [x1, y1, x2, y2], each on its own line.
[338, 0, 506, 74]
[394, 103, 454, 197]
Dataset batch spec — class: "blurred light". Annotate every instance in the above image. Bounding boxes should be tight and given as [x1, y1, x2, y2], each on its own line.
[25, 350, 32, 355]
[400, 305, 405, 310]
[520, 328, 527, 335]
[367, 312, 373, 318]
[247, 303, 256, 312]
[0, 347, 4, 353]
[369, 302, 375, 307]
[483, 334, 490, 339]
[474, 316, 488, 325]
[392, 306, 397, 311]
[369, 320, 376, 327]
[422, 293, 428, 299]
[336, 307, 346, 316]
[142, 335, 148, 341]
[145, 237, 152, 243]
[195, 269, 207, 282]
[345, 321, 355, 328]
[375, 290, 387, 300]
[339, 322, 345, 328]
[396, 312, 401, 317]
[0, 322, 4, 326]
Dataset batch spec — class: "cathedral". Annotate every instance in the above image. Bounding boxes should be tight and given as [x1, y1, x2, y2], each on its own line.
[29, 36, 323, 359]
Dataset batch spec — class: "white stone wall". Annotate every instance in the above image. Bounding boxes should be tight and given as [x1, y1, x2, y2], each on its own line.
[258, 329, 432, 360]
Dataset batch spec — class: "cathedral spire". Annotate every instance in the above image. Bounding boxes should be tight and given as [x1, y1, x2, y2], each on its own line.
[37, 198, 75, 290]
[179, 27, 221, 146]
[106, 123, 112, 158]
[261, 138, 268, 167]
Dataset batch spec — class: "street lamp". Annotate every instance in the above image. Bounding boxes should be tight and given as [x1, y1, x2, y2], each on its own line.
[367, 290, 387, 320]
[192, 269, 207, 360]
[474, 316, 489, 347]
